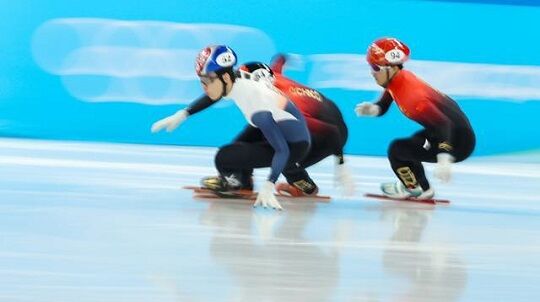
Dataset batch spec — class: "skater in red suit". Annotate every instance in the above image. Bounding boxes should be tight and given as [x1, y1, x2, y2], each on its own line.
[355, 37, 475, 199]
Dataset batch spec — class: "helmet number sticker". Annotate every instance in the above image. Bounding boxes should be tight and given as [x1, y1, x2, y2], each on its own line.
[216, 52, 236, 67]
[385, 49, 405, 64]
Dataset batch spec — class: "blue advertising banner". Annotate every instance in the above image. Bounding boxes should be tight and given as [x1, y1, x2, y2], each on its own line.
[1, 0, 539, 155]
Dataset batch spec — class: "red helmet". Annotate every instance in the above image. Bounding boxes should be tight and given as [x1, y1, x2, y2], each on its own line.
[366, 37, 410, 66]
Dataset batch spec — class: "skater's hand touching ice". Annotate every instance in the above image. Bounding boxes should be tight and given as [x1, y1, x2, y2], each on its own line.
[434, 153, 454, 183]
[254, 181, 283, 210]
[334, 162, 356, 197]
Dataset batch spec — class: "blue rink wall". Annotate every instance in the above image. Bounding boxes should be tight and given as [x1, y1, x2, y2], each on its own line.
[1, 0, 540, 156]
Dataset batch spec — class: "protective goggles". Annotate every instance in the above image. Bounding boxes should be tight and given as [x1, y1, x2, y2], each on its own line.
[370, 64, 390, 72]
[199, 75, 218, 85]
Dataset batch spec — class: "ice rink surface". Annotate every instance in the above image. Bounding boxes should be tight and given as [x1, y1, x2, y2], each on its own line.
[1, 138, 539, 302]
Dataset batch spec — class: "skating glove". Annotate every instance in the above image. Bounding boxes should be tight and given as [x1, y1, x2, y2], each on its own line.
[355, 102, 380, 117]
[151, 110, 189, 133]
[334, 161, 356, 196]
[434, 153, 454, 183]
[254, 181, 283, 210]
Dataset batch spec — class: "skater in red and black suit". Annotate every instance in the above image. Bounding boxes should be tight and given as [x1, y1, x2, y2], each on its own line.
[355, 37, 475, 199]
[235, 55, 354, 197]
[152, 55, 355, 197]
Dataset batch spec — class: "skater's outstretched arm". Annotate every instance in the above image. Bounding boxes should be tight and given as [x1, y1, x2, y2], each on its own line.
[355, 91, 393, 117]
[185, 94, 217, 115]
[151, 94, 218, 133]
[374, 90, 394, 116]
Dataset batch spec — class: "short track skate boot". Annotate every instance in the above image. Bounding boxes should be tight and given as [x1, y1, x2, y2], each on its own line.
[276, 179, 319, 197]
[201, 174, 253, 193]
[239, 174, 254, 191]
[380, 181, 434, 200]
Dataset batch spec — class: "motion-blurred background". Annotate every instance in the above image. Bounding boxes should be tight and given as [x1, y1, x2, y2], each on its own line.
[2, 0, 539, 155]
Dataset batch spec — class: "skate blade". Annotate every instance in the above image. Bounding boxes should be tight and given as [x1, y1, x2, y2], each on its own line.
[275, 193, 331, 202]
[184, 185, 254, 196]
[364, 193, 450, 205]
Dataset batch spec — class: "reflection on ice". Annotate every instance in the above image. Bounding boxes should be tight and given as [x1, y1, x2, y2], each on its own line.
[0, 138, 539, 302]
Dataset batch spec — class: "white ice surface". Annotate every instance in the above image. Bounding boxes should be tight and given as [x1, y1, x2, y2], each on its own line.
[0, 138, 538, 302]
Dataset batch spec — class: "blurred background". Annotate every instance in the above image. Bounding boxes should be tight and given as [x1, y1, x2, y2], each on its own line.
[2, 2, 540, 301]
[2, 0, 540, 156]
